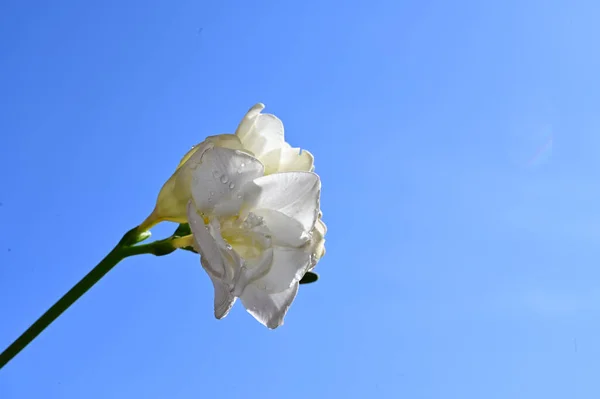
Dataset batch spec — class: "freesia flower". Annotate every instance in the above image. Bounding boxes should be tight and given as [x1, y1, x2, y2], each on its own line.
[141, 103, 326, 328]
[186, 146, 322, 328]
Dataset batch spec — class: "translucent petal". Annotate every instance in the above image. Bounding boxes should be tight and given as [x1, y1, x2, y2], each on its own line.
[240, 282, 299, 329]
[252, 246, 311, 293]
[235, 103, 286, 158]
[153, 134, 242, 222]
[187, 202, 228, 280]
[187, 202, 242, 317]
[190, 147, 264, 217]
[250, 208, 309, 247]
[204, 258, 236, 319]
[242, 172, 321, 232]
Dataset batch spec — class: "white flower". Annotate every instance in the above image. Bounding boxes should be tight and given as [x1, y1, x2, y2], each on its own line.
[186, 146, 322, 328]
[146, 103, 315, 226]
[139, 102, 327, 327]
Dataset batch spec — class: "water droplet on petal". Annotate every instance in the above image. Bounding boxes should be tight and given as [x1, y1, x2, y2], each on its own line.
[229, 182, 235, 189]
[237, 162, 245, 174]
[236, 194, 242, 199]
[220, 175, 229, 184]
[212, 170, 221, 179]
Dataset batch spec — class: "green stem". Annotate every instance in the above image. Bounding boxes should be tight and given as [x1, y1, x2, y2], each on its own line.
[0, 226, 156, 370]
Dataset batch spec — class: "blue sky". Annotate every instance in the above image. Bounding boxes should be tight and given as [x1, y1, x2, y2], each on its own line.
[1, 0, 600, 397]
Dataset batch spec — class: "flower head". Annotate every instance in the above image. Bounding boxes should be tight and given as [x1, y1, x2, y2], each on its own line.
[144, 103, 325, 328]
[186, 146, 322, 328]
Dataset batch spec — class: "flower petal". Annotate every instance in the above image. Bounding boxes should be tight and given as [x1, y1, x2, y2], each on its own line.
[235, 103, 286, 158]
[190, 147, 264, 217]
[204, 259, 236, 319]
[240, 282, 299, 329]
[311, 218, 327, 262]
[279, 148, 314, 173]
[253, 246, 311, 293]
[187, 201, 229, 280]
[231, 247, 274, 297]
[153, 135, 243, 222]
[188, 201, 241, 318]
[260, 147, 314, 175]
[250, 208, 309, 247]
[177, 134, 242, 169]
[234, 103, 264, 141]
[242, 171, 321, 233]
